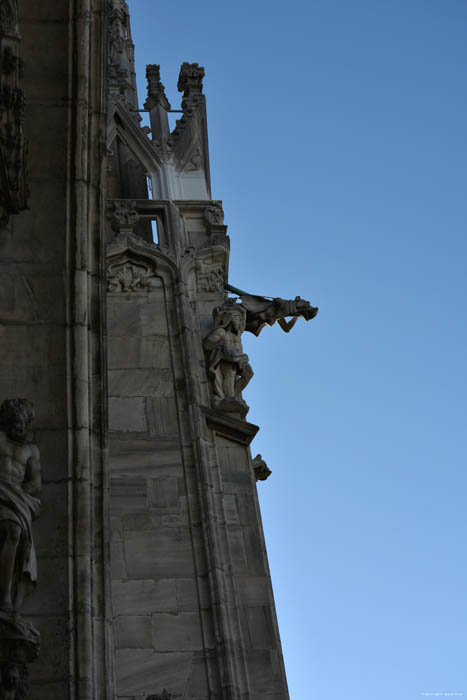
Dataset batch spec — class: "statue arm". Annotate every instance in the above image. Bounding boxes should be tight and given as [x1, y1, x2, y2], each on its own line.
[204, 327, 225, 351]
[23, 446, 41, 497]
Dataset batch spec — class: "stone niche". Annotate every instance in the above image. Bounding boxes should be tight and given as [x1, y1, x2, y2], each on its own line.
[106, 244, 210, 699]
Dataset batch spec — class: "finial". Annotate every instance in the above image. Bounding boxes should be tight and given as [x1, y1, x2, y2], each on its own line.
[144, 64, 171, 110]
[177, 62, 205, 105]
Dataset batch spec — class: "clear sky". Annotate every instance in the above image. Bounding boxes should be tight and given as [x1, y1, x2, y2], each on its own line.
[130, 2, 467, 698]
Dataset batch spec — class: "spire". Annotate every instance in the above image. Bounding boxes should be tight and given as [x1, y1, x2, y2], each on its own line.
[144, 64, 171, 144]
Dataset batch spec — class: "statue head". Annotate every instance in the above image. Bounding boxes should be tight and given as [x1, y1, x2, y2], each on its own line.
[213, 302, 246, 335]
[0, 399, 35, 441]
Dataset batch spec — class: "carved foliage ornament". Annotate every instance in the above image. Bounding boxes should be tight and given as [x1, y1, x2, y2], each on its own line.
[110, 200, 140, 230]
[0, 0, 28, 226]
[107, 261, 158, 292]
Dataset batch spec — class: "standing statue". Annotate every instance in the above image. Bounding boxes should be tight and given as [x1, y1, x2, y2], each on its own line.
[204, 302, 253, 417]
[204, 287, 318, 417]
[0, 399, 40, 613]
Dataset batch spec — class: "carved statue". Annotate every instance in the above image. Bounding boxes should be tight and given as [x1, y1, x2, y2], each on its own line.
[225, 284, 318, 336]
[252, 454, 272, 482]
[204, 286, 318, 416]
[203, 202, 224, 226]
[0, 662, 27, 700]
[0, 399, 40, 613]
[204, 302, 253, 416]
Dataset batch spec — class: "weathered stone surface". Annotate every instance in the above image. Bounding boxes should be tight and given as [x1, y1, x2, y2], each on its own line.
[115, 649, 193, 696]
[148, 477, 179, 509]
[107, 336, 171, 370]
[108, 368, 173, 397]
[110, 478, 147, 515]
[114, 616, 152, 649]
[242, 606, 275, 649]
[123, 529, 195, 579]
[112, 579, 177, 616]
[109, 397, 147, 432]
[110, 438, 183, 477]
[236, 577, 270, 606]
[152, 612, 203, 652]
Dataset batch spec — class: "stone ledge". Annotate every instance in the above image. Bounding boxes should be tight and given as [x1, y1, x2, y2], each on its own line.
[202, 406, 259, 445]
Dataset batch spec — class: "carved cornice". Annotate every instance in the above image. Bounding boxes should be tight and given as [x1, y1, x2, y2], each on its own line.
[202, 406, 259, 445]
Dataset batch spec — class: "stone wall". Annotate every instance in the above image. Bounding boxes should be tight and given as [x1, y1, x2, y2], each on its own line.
[0, 2, 110, 698]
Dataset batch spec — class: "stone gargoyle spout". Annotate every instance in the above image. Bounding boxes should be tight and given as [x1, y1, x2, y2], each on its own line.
[225, 284, 318, 337]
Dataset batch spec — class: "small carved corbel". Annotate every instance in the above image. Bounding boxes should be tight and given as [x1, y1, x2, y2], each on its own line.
[252, 454, 272, 481]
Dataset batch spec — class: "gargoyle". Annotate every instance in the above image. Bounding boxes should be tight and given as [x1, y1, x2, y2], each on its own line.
[225, 284, 318, 337]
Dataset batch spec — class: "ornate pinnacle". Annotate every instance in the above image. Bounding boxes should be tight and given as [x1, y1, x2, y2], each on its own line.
[177, 62, 205, 103]
[144, 64, 170, 110]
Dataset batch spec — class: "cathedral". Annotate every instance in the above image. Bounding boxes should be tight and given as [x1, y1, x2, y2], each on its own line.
[0, 2, 317, 698]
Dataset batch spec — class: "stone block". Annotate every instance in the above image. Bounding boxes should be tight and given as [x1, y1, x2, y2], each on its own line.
[35, 428, 68, 482]
[223, 494, 240, 524]
[139, 302, 169, 335]
[21, 0, 69, 21]
[114, 615, 152, 649]
[0, 366, 67, 429]
[185, 655, 210, 697]
[110, 437, 183, 477]
[244, 526, 267, 576]
[22, 20, 68, 102]
[152, 612, 203, 652]
[107, 336, 171, 370]
[3, 182, 67, 264]
[236, 577, 270, 606]
[33, 482, 68, 558]
[227, 527, 248, 573]
[147, 397, 179, 437]
[123, 528, 195, 579]
[110, 478, 147, 516]
[111, 541, 127, 579]
[107, 302, 144, 337]
[112, 579, 177, 616]
[245, 650, 282, 695]
[148, 476, 180, 509]
[242, 606, 275, 650]
[26, 104, 68, 180]
[110, 517, 123, 542]
[115, 649, 192, 697]
[108, 368, 173, 397]
[22, 555, 68, 616]
[175, 578, 198, 612]
[109, 397, 147, 432]
[0, 266, 66, 324]
[29, 682, 70, 700]
[235, 493, 258, 525]
[221, 470, 252, 493]
[27, 615, 70, 683]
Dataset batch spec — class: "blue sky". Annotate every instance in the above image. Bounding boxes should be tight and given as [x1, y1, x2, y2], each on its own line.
[130, 2, 467, 698]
